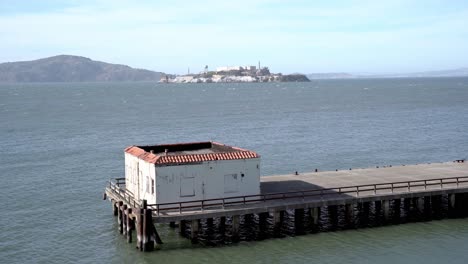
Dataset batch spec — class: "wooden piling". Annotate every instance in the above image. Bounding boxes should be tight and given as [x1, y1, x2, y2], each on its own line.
[112, 200, 118, 216]
[232, 215, 240, 242]
[206, 218, 214, 227]
[219, 217, 226, 232]
[345, 204, 354, 228]
[311, 207, 320, 226]
[455, 193, 465, 217]
[142, 209, 155, 251]
[122, 205, 128, 235]
[393, 199, 401, 223]
[462, 194, 468, 217]
[136, 208, 143, 250]
[448, 193, 456, 217]
[431, 195, 442, 219]
[117, 201, 124, 234]
[169, 221, 176, 228]
[179, 220, 186, 236]
[374, 200, 382, 221]
[361, 202, 370, 226]
[328, 205, 338, 230]
[259, 212, 269, 234]
[126, 208, 133, 243]
[294, 208, 305, 235]
[190, 219, 200, 243]
[417, 197, 424, 215]
[273, 210, 283, 237]
[382, 200, 390, 221]
[403, 198, 411, 213]
[424, 196, 432, 219]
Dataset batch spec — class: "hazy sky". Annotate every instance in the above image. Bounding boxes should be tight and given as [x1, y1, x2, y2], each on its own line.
[1, 0, 468, 74]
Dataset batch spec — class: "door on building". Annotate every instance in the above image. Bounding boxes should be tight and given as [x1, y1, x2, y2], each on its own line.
[180, 174, 195, 197]
[224, 173, 239, 194]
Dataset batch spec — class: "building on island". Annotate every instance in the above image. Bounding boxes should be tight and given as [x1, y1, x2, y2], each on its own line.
[216, 65, 257, 72]
[124, 141, 260, 204]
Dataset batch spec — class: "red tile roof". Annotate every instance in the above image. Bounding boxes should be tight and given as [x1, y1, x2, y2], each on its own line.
[125, 142, 259, 165]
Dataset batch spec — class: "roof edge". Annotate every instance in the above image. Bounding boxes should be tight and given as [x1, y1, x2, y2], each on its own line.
[124, 142, 259, 165]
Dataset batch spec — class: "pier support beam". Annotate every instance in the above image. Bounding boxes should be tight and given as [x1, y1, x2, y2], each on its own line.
[382, 200, 390, 222]
[136, 207, 157, 252]
[424, 196, 432, 219]
[393, 199, 401, 223]
[455, 193, 467, 217]
[179, 220, 186, 236]
[122, 205, 128, 235]
[126, 208, 133, 243]
[310, 207, 320, 227]
[295, 209, 305, 235]
[361, 202, 370, 226]
[448, 194, 456, 217]
[273, 210, 283, 237]
[431, 195, 442, 219]
[328, 205, 338, 230]
[206, 218, 214, 227]
[142, 209, 155, 251]
[403, 198, 411, 213]
[417, 197, 425, 215]
[117, 201, 124, 234]
[232, 215, 240, 242]
[462, 194, 468, 217]
[219, 217, 226, 233]
[345, 204, 354, 228]
[112, 200, 118, 216]
[259, 212, 269, 236]
[374, 200, 382, 223]
[190, 219, 200, 244]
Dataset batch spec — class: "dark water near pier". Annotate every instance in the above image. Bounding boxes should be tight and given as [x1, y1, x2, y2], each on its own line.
[1, 78, 468, 263]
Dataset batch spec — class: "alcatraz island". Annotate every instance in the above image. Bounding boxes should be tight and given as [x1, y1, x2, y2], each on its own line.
[160, 62, 310, 83]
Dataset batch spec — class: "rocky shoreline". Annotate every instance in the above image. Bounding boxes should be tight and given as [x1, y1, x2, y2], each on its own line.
[160, 65, 310, 83]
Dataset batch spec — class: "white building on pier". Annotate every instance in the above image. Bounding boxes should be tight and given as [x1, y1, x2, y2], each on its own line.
[124, 141, 260, 204]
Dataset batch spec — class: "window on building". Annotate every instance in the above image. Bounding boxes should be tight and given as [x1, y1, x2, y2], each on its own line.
[151, 179, 154, 194]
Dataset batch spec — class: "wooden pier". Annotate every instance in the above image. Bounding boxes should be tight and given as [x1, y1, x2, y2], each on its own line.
[105, 161, 468, 251]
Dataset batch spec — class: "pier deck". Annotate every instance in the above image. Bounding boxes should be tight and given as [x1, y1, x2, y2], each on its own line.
[262, 162, 468, 192]
[106, 161, 468, 223]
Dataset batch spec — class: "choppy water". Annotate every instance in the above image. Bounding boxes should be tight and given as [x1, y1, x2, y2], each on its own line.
[1, 78, 468, 263]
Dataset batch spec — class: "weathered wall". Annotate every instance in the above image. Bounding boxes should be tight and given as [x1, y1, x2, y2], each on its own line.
[124, 152, 156, 203]
[155, 158, 260, 204]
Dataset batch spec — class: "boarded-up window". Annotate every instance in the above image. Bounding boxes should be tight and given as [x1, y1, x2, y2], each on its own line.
[180, 177, 195, 197]
[224, 174, 238, 193]
[151, 179, 154, 194]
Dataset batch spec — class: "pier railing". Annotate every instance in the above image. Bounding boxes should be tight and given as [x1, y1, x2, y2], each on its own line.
[107, 178, 141, 208]
[145, 175, 468, 215]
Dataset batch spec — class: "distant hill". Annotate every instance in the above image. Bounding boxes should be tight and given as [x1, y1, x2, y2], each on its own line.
[370, 68, 468, 78]
[307, 68, 468, 79]
[280, 74, 310, 82]
[307, 73, 355, 79]
[0, 55, 164, 82]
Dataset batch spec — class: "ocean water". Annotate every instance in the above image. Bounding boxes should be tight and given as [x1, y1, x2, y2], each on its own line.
[1, 78, 467, 263]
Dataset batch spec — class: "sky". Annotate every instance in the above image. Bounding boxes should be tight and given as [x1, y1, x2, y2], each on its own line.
[1, 0, 468, 74]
